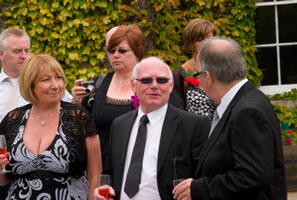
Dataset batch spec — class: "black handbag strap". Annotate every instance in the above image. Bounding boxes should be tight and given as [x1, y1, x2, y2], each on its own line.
[87, 73, 106, 108]
[94, 73, 106, 91]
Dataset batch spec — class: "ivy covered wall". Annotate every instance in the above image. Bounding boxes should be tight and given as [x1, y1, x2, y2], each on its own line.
[0, 0, 261, 91]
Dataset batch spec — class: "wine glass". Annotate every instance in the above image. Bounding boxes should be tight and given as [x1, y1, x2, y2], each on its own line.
[173, 178, 185, 187]
[98, 174, 111, 198]
[0, 135, 10, 174]
[173, 156, 184, 187]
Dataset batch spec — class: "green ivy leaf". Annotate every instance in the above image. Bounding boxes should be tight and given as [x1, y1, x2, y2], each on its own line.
[98, 0, 108, 8]
[90, 57, 98, 66]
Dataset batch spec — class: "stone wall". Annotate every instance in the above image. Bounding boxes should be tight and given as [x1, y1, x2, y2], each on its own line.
[270, 100, 297, 109]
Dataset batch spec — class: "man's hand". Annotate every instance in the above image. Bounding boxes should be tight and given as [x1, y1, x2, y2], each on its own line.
[93, 186, 115, 200]
[172, 178, 193, 200]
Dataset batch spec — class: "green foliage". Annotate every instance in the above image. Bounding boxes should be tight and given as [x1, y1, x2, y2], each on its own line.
[180, 67, 195, 79]
[0, 0, 262, 91]
[282, 130, 297, 146]
[269, 89, 297, 136]
[268, 88, 297, 101]
[273, 104, 297, 140]
[273, 105, 297, 129]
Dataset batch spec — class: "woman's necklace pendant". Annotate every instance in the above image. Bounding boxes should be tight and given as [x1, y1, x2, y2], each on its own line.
[32, 107, 57, 127]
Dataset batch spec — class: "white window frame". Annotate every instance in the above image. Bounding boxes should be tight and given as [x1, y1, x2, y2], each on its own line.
[255, 0, 297, 95]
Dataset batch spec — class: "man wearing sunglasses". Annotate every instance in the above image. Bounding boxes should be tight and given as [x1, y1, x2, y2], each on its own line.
[94, 56, 210, 200]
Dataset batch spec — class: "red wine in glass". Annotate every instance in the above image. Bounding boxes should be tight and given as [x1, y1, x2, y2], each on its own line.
[0, 147, 7, 157]
[0, 135, 10, 174]
[98, 185, 110, 198]
[98, 174, 111, 198]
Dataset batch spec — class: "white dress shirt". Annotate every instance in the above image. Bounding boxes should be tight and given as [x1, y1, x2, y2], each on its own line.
[120, 104, 168, 200]
[0, 69, 73, 122]
[216, 79, 248, 118]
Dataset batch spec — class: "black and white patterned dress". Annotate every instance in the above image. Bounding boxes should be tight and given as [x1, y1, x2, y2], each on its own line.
[185, 85, 217, 121]
[0, 102, 96, 200]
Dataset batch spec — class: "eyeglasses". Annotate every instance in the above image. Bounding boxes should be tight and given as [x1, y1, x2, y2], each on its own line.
[194, 71, 205, 78]
[134, 77, 171, 84]
[106, 48, 131, 55]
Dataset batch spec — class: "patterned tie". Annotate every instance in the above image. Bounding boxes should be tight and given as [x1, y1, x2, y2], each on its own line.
[3, 78, 18, 117]
[209, 110, 219, 137]
[124, 115, 149, 198]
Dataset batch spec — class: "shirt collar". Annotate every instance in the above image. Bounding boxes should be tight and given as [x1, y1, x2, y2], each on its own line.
[138, 103, 168, 126]
[217, 79, 248, 118]
[0, 69, 11, 84]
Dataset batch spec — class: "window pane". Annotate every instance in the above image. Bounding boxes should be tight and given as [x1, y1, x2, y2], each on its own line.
[278, 4, 297, 43]
[280, 46, 297, 84]
[255, 6, 275, 44]
[257, 47, 278, 85]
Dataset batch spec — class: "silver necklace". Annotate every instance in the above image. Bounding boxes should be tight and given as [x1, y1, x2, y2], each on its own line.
[33, 109, 55, 126]
[114, 76, 128, 94]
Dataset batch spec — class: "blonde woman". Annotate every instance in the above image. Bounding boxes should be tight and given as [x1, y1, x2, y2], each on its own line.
[174, 19, 219, 120]
[0, 54, 101, 200]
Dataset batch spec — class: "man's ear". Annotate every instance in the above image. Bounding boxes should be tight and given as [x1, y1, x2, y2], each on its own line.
[0, 51, 4, 62]
[131, 79, 136, 93]
[169, 78, 174, 93]
[204, 70, 214, 86]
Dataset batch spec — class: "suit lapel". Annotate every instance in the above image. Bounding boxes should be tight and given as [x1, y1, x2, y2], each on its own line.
[119, 110, 138, 165]
[157, 105, 180, 173]
[196, 82, 255, 175]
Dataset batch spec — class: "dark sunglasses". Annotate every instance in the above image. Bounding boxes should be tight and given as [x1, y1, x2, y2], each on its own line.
[134, 77, 171, 84]
[106, 48, 131, 55]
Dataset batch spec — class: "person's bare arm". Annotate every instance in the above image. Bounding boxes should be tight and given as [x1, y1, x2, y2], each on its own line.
[86, 134, 102, 200]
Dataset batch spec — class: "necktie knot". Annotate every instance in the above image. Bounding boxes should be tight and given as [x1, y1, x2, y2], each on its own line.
[140, 115, 149, 125]
[7, 77, 18, 86]
[3, 77, 19, 117]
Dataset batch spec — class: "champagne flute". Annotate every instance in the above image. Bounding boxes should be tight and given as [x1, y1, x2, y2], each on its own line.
[98, 174, 111, 199]
[173, 156, 185, 187]
[173, 178, 185, 187]
[0, 135, 10, 174]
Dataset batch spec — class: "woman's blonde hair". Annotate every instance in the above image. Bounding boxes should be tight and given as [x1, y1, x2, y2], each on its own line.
[19, 54, 66, 103]
[183, 19, 219, 53]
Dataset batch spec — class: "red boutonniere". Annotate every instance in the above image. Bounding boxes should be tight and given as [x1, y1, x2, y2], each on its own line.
[180, 68, 200, 88]
[185, 77, 200, 87]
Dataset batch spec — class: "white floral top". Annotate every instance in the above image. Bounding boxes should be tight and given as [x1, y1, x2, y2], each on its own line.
[185, 85, 217, 121]
[1, 102, 96, 200]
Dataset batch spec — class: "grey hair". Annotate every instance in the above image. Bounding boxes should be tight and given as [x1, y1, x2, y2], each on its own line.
[0, 28, 31, 52]
[131, 56, 173, 82]
[198, 36, 247, 84]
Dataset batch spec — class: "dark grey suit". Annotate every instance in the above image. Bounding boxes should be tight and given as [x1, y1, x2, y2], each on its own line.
[103, 104, 210, 200]
[191, 81, 287, 200]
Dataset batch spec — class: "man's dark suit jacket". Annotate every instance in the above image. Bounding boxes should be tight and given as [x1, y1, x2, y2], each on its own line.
[191, 81, 287, 200]
[103, 104, 210, 200]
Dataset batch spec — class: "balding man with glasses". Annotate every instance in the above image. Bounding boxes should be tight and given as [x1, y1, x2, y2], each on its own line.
[173, 37, 287, 200]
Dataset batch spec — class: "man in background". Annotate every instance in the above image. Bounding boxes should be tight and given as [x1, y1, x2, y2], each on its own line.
[0, 28, 72, 122]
